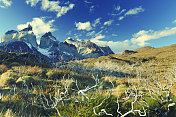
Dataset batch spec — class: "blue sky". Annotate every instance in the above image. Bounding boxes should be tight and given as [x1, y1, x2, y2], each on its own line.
[0, 0, 176, 53]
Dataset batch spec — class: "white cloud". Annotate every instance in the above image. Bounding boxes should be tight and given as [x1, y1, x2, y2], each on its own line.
[26, 0, 40, 7]
[107, 40, 137, 54]
[125, 6, 144, 16]
[118, 16, 124, 21]
[89, 6, 94, 13]
[111, 9, 126, 16]
[172, 20, 176, 24]
[41, 0, 75, 18]
[0, 0, 12, 8]
[104, 20, 113, 26]
[86, 31, 95, 36]
[26, 0, 75, 18]
[115, 6, 120, 11]
[90, 34, 105, 44]
[75, 21, 92, 31]
[112, 34, 118, 37]
[84, 0, 92, 4]
[92, 18, 101, 27]
[131, 27, 176, 46]
[118, 6, 144, 20]
[90, 26, 176, 54]
[57, 4, 74, 17]
[90, 34, 137, 54]
[17, 17, 56, 37]
[118, 9, 126, 15]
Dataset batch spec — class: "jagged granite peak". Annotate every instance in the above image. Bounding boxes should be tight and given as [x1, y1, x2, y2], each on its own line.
[20, 24, 32, 32]
[0, 25, 114, 62]
[42, 32, 54, 38]
[1, 24, 37, 47]
[39, 32, 58, 49]
[64, 37, 85, 48]
[63, 38, 114, 58]
[100, 46, 114, 55]
[5, 30, 18, 35]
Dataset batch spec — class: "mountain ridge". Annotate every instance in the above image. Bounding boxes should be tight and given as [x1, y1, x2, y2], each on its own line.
[0, 25, 114, 62]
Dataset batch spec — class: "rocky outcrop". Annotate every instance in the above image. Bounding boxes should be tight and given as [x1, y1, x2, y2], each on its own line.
[39, 32, 58, 49]
[122, 50, 137, 55]
[63, 39, 114, 58]
[1, 24, 38, 47]
[100, 46, 114, 55]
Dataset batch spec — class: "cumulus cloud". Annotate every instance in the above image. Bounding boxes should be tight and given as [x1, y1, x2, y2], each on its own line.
[90, 34, 137, 53]
[26, 0, 75, 18]
[107, 40, 137, 54]
[41, 0, 75, 18]
[17, 17, 56, 37]
[104, 20, 113, 26]
[131, 27, 176, 46]
[26, 0, 40, 7]
[0, 0, 12, 8]
[57, 4, 74, 17]
[90, 34, 105, 44]
[90, 26, 176, 54]
[118, 6, 144, 20]
[75, 21, 92, 31]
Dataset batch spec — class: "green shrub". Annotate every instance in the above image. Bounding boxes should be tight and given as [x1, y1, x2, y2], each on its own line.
[23, 66, 43, 76]
[0, 64, 8, 74]
[16, 76, 35, 87]
[9, 62, 21, 67]
[0, 77, 16, 87]
[0, 70, 19, 80]
[46, 71, 58, 80]
[0, 70, 18, 87]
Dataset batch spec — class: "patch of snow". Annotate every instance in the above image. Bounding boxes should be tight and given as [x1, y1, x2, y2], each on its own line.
[49, 35, 56, 41]
[28, 31, 33, 34]
[65, 38, 83, 48]
[25, 42, 33, 49]
[37, 47, 51, 57]
[63, 51, 71, 55]
[99, 47, 105, 54]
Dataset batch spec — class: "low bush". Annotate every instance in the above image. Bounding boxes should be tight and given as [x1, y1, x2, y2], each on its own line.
[1, 70, 19, 80]
[9, 62, 21, 67]
[0, 64, 8, 74]
[0, 70, 18, 87]
[16, 76, 35, 87]
[46, 71, 59, 80]
[0, 77, 16, 87]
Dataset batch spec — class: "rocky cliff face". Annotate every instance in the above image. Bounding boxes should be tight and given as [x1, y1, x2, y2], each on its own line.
[39, 32, 58, 49]
[63, 38, 114, 58]
[1, 24, 38, 47]
[0, 26, 114, 62]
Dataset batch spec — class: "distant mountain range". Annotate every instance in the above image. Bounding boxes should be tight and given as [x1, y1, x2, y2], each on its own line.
[79, 44, 176, 67]
[0, 24, 114, 62]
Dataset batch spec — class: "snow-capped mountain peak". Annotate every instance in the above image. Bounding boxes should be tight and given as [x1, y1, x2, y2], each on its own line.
[0, 26, 114, 62]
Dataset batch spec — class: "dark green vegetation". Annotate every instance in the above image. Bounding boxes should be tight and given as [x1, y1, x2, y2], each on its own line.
[1, 45, 176, 117]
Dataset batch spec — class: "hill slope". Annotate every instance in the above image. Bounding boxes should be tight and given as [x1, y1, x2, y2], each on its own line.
[76, 44, 176, 68]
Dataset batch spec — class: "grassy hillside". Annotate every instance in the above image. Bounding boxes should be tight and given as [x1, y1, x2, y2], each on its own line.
[0, 45, 176, 117]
